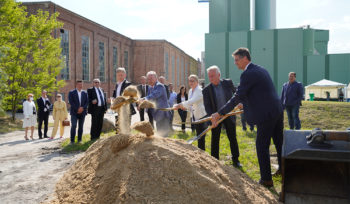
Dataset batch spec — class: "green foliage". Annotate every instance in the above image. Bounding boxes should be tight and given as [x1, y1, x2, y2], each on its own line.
[0, 0, 65, 120]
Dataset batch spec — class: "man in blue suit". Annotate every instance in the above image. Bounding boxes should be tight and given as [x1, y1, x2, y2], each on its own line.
[68, 80, 88, 144]
[281, 72, 303, 130]
[140, 71, 170, 137]
[211, 48, 283, 188]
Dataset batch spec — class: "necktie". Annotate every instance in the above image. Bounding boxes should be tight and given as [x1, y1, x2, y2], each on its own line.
[97, 88, 104, 106]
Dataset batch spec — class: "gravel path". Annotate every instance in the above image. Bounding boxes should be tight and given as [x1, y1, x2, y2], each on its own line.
[0, 113, 119, 204]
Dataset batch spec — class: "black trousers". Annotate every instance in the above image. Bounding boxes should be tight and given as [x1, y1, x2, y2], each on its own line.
[139, 108, 153, 124]
[90, 107, 105, 141]
[38, 113, 49, 138]
[211, 117, 239, 162]
[256, 112, 284, 181]
[194, 120, 208, 151]
[178, 110, 187, 130]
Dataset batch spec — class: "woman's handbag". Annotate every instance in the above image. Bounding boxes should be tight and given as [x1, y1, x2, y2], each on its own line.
[62, 120, 70, 126]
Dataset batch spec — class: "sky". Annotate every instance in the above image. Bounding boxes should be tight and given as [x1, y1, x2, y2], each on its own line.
[19, 0, 350, 59]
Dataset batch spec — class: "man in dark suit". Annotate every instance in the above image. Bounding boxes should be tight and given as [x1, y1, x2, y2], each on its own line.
[112, 67, 136, 133]
[202, 66, 241, 168]
[159, 76, 170, 99]
[36, 90, 51, 139]
[88, 78, 107, 141]
[68, 80, 88, 144]
[137, 76, 153, 125]
[112, 67, 136, 114]
[211, 47, 283, 188]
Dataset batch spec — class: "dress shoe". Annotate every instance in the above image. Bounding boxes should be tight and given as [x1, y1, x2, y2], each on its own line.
[232, 160, 243, 168]
[273, 169, 281, 177]
[44, 136, 49, 138]
[39, 137, 43, 139]
[259, 179, 274, 188]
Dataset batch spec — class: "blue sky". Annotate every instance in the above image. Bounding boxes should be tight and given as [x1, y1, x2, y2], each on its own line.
[20, 0, 350, 59]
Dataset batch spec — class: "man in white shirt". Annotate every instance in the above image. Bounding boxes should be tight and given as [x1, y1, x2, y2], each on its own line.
[174, 75, 208, 150]
[68, 80, 88, 144]
[112, 67, 136, 133]
[88, 78, 107, 141]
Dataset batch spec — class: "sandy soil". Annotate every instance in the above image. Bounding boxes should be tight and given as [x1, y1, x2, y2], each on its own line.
[0, 129, 82, 204]
[0, 112, 144, 204]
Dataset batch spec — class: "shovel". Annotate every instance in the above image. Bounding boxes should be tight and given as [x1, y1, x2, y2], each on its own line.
[187, 109, 243, 144]
[191, 107, 241, 125]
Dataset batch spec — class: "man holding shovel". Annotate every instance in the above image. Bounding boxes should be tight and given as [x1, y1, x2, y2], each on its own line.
[202, 66, 241, 168]
[211, 47, 283, 188]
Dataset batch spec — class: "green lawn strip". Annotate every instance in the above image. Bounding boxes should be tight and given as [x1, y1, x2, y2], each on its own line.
[170, 127, 282, 194]
[61, 130, 116, 153]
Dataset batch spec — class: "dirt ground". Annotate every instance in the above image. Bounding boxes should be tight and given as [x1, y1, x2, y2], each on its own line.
[0, 112, 150, 204]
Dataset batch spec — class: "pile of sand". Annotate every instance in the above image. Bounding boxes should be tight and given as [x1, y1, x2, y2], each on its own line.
[139, 100, 155, 109]
[49, 134, 279, 204]
[123, 86, 138, 98]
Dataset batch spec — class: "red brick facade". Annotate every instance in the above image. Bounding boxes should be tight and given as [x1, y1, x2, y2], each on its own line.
[23, 1, 200, 101]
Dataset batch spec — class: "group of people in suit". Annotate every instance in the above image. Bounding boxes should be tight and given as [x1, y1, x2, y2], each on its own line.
[22, 46, 292, 189]
[22, 90, 53, 140]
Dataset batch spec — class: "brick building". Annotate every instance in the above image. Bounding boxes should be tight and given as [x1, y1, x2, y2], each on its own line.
[23, 1, 201, 101]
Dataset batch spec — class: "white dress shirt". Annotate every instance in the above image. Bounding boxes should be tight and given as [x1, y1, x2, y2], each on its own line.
[181, 85, 207, 121]
[116, 80, 125, 97]
[94, 87, 104, 106]
[77, 90, 82, 106]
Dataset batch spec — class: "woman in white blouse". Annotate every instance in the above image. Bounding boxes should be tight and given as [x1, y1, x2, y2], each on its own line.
[23, 93, 37, 140]
[174, 75, 208, 150]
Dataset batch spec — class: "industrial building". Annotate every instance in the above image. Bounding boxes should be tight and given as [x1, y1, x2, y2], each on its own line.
[205, 0, 350, 95]
[23, 1, 201, 101]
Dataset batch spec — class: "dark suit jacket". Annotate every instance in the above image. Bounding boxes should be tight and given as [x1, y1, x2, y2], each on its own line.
[137, 84, 149, 98]
[36, 97, 51, 118]
[218, 63, 282, 125]
[113, 80, 136, 115]
[202, 79, 236, 116]
[164, 85, 170, 99]
[176, 93, 188, 104]
[87, 87, 107, 114]
[68, 89, 88, 116]
[281, 81, 303, 107]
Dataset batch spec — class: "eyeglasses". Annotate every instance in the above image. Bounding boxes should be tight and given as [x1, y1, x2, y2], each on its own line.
[94, 82, 100, 84]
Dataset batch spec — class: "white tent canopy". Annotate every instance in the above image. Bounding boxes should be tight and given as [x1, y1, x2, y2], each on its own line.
[305, 79, 346, 100]
[305, 79, 346, 88]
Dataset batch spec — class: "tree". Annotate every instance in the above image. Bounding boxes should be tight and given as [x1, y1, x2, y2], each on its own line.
[0, 0, 65, 120]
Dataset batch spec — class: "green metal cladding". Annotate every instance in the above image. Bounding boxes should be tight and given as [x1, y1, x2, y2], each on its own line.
[205, 0, 350, 95]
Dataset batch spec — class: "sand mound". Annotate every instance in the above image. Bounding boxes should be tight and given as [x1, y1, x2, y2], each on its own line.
[139, 100, 155, 109]
[123, 86, 138, 98]
[131, 121, 154, 136]
[49, 134, 279, 204]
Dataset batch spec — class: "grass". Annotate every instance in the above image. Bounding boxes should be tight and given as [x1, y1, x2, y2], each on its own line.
[0, 116, 24, 134]
[297, 101, 350, 129]
[171, 128, 282, 194]
[170, 101, 350, 193]
[60, 130, 116, 152]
